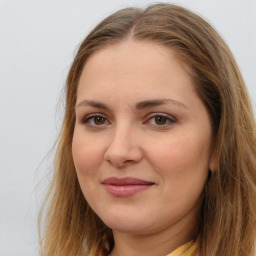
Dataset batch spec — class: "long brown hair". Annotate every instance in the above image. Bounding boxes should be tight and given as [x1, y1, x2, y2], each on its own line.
[38, 3, 256, 256]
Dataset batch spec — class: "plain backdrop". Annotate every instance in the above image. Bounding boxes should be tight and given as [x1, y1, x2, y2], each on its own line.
[0, 0, 255, 255]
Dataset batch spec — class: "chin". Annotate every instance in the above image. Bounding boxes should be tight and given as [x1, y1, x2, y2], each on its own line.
[99, 211, 156, 235]
[107, 221, 149, 235]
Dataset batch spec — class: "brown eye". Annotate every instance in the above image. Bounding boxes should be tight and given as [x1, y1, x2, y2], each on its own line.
[82, 114, 109, 127]
[154, 116, 168, 125]
[145, 113, 176, 127]
[94, 116, 106, 125]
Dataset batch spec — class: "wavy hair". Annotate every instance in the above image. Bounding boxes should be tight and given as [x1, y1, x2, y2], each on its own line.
[38, 3, 256, 256]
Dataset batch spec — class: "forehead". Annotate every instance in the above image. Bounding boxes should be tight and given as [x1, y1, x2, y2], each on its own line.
[77, 39, 195, 96]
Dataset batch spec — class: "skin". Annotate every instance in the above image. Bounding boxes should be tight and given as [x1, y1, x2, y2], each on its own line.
[72, 40, 215, 256]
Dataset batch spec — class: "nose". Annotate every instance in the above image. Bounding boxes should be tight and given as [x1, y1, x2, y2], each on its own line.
[104, 124, 143, 168]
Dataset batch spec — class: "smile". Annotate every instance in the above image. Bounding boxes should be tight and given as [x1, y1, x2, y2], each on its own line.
[102, 177, 155, 197]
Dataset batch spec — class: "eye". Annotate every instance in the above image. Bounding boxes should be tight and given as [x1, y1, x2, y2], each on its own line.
[82, 114, 110, 127]
[146, 114, 176, 127]
[154, 115, 169, 125]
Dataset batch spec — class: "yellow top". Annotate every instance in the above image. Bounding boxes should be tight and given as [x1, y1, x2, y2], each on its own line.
[166, 240, 198, 256]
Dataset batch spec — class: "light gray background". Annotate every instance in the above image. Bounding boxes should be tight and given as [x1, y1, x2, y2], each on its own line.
[0, 0, 255, 255]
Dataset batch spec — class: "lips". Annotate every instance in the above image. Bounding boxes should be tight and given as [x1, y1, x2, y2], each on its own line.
[102, 177, 155, 197]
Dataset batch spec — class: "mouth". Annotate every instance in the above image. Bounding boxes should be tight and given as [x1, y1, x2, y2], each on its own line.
[102, 177, 155, 197]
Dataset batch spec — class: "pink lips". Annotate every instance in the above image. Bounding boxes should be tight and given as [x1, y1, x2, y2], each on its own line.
[102, 177, 154, 197]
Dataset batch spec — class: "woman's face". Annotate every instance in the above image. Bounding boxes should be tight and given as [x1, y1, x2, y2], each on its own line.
[72, 40, 215, 238]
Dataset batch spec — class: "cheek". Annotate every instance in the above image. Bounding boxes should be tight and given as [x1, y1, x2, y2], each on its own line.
[72, 131, 103, 177]
[147, 133, 211, 179]
[147, 134, 211, 215]
[72, 131, 104, 208]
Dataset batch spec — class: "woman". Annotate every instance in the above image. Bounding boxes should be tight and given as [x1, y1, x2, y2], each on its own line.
[38, 3, 256, 256]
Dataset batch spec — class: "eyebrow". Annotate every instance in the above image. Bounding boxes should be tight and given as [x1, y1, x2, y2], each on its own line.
[76, 98, 188, 110]
[135, 99, 188, 110]
[76, 100, 108, 110]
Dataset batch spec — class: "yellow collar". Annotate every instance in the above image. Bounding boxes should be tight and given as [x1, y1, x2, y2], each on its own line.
[166, 240, 197, 256]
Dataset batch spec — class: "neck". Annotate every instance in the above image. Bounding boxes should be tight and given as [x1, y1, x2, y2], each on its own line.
[110, 215, 198, 256]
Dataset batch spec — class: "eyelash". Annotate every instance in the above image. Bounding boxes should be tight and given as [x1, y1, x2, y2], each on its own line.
[145, 113, 176, 127]
[81, 113, 110, 127]
[81, 113, 176, 128]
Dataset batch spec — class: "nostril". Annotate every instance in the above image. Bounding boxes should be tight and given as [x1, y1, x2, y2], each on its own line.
[104, 147, 143, 168]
